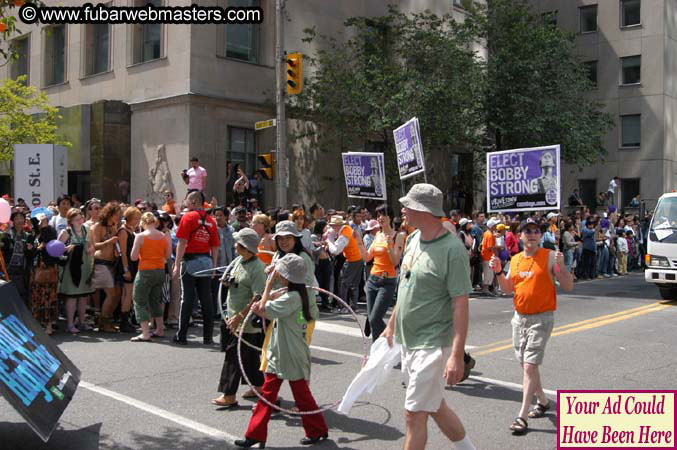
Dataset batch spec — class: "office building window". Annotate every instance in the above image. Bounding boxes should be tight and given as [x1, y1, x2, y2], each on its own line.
[579, 5, 597, 33]
[226, 0, 260, 63]
[579, 179, 597, 207]
[584, 60, 598, 87]
[130, 0, 163, 65]
[43, 25, 66, 86]
[83, 23, 110, 76]
[621, 0, 641, 27]
[621, 114, 641, 147]
[229, 127, 257, 176]
[10, 35, 30, 83]
[621, 55, 641, 84]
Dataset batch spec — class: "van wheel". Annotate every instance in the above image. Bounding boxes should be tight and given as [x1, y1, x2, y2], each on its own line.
[658, 287, 677, 300]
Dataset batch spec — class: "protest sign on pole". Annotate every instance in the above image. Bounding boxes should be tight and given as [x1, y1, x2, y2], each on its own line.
[342, 152, 387, 201]
[486, 145, 561, 213]
[0, 282, 81, 442]
[393, 118, 425, 180]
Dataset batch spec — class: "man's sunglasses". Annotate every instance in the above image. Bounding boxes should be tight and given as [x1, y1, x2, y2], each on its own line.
[523, 228, 541, 235]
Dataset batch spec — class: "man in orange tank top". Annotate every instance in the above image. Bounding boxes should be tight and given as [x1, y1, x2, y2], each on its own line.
[491, 218, 573, 435]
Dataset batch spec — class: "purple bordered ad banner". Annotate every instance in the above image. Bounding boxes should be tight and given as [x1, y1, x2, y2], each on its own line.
[486, 144, 561, 213]
[558, 390, 676, 449]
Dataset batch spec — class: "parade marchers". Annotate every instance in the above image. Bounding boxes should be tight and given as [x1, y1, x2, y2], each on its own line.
[0, 171, 650, 448]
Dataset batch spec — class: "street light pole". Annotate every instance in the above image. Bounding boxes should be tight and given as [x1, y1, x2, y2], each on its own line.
[275, 0, 287, 208]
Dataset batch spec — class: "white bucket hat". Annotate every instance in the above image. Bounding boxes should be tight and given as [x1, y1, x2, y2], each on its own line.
[328, 215, 345, 226]
[274, 220, 302, 238]
[399, 183, 445, 217]
[274, 253, 307, 284]
[234, 228, 260, 254]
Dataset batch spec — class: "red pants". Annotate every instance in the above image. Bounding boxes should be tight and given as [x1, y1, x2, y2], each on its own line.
[245, 374, 328, 443]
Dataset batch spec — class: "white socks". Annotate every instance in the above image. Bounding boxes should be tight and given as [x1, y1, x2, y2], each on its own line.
[453, 436, 477, 450]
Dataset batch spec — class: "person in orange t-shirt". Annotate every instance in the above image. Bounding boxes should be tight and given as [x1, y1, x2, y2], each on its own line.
[491, 218, 573, 436]
[480, 218, 499, 295]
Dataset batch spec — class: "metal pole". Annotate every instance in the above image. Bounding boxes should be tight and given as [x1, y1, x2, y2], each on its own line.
[275, 0, 287, 207]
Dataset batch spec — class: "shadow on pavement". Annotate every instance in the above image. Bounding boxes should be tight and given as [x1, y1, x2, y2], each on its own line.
[272, 401, 403, 449]
[0, 421, 102, 450]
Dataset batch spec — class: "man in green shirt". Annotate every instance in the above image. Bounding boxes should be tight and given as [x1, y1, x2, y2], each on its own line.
[383, 183, 476, 450]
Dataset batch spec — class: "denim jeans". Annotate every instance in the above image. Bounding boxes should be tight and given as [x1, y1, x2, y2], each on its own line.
[596, 245, 609, 276]
[563, 249, 573, 272]
[178, 267, 214, 342]
[365, 275, 397, 342]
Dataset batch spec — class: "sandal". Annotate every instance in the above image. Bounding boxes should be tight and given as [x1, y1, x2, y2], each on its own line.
[151, 331, 165, 338]
[241, 389, 261, 399]
[510, 417, 528, 435]
[528, 402, 551, 418]
[211, 396, 239, 409]
[130, 336, 152, 342]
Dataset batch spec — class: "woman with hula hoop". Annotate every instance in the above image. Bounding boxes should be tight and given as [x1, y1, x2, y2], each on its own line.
[234, 254, 329, 448]
[212, 228, 266, 409]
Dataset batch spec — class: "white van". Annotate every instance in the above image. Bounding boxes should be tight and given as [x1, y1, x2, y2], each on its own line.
[646, 192, 677, 299]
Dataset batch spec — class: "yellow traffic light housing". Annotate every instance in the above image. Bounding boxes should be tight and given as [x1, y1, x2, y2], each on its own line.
[258, 152, 275, 180]
[286, 53, 303, 95]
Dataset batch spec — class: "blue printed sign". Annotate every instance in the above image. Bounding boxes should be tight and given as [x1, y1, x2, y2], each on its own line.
[341, 152, 387, 200]
[486, 145, 561, 213]
[0, 282, 81, 442]
[393, 118, 425, 180]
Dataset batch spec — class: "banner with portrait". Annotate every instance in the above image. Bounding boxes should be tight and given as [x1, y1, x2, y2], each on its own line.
[341, 153, 387, 201]
[393, 118, 425, 180]
[486, 145, 561, 213]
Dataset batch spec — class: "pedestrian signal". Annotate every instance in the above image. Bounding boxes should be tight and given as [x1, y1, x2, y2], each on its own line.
[258, 152, 275, 180]
[286, 53, 302, 95]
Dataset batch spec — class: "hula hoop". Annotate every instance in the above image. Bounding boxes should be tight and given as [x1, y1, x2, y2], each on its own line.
[237, 286, 369, 416]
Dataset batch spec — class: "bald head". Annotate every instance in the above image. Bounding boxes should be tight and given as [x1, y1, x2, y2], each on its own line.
[186, 191, 204, 209]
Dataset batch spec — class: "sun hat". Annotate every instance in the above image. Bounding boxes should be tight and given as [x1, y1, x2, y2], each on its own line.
[274, 253, 307, 284]
[233, 227, 260, 254]
[398, 183, 445, 217]
[487, 218, 500, 229]
[274, 220, 302, 238]
[365, 219, 380, 231]
[328, 215, 345, 227]
[458, 218, 471, 227]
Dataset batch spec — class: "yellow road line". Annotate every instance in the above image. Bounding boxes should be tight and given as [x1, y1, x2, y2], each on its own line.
[471, 302, 662, 352]
[473, 303, 670, 357]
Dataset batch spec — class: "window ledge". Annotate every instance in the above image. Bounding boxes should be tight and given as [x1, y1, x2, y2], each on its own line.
[619, 82, 642, 87]
[41, 81, 69, 90]
[579, 30, 598, 35]
[620, 23, 642, 30]
[126, 56, 167, 69]
[619, 146, 640, 150]
[216, 54, 274, 69]
[79, 69, 113, 81]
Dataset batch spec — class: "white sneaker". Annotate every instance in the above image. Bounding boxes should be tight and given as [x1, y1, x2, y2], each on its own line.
[612, 273, 619, 277]
[604, 274, 611, 278]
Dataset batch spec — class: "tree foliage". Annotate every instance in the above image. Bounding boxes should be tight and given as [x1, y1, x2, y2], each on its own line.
[0, 76, 71, 165]
[483, 0, 613, 165]
[293, 5, 486, 194]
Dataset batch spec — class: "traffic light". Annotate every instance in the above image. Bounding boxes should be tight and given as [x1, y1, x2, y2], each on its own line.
[286, 52, 303, 95]
[258, 152, 275, 180]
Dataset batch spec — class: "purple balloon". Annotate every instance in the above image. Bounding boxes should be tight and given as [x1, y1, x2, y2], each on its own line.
[46, 240, 66, 258]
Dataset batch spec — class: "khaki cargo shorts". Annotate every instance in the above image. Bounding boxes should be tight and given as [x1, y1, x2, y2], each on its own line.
[511, 311, 554, 365]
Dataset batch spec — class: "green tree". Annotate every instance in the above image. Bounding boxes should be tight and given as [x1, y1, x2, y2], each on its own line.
[483, 0, 613, 165]
[0, 76, 71, 167]
[293, 5, 486, 198]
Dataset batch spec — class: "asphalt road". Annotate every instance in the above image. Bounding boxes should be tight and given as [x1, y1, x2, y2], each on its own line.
[2, 272, 676, 450]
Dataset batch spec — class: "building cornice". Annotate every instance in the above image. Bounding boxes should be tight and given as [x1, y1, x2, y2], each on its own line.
[129, 92, 273, 114]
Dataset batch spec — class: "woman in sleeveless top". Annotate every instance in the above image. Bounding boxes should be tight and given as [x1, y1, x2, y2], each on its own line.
[365, 205, 405, 342]
[118, 207, 141, 333]
[252, 214, 275, 266]
[129, 212, 171, 342]
[57, 208, 95, 334]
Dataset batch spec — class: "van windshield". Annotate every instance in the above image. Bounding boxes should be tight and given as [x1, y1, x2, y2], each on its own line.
[651, 197, 677, 231]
